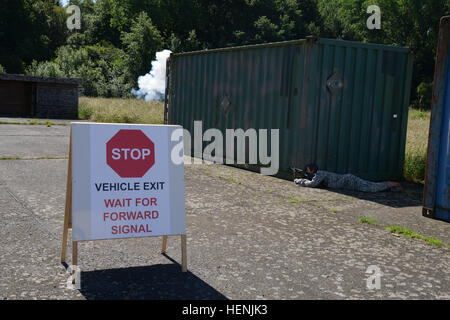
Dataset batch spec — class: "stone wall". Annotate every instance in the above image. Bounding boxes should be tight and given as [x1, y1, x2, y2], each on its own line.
[35, 84, 79, 119]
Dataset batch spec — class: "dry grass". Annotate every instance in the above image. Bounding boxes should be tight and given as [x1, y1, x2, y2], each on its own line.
[404, 109, 430, 183]
[79, 97, 164, 124]
[77, 97, 431, 182]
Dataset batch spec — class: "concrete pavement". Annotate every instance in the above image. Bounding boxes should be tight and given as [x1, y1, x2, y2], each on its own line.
[0, 121, 448, 299]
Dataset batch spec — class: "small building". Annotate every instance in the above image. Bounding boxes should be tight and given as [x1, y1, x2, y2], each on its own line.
[0, 73, 81, 119]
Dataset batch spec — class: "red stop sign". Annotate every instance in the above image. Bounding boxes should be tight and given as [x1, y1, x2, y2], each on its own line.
[106, 129, 155, 178]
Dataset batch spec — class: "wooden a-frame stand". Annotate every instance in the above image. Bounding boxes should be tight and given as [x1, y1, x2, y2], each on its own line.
[60, 127, 187, 283]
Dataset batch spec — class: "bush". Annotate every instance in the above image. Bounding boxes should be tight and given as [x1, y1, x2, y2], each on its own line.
[410, 109, 430, 120]
[25, 60, 65, 78]
[412, 81, 433, 110]
[0, 64, 5, 73]
[404, 150, 427, 183]
[25, 45, 132, 98]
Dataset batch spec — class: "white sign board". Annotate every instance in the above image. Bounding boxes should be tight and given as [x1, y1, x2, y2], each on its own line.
[71, 123, 185, 241]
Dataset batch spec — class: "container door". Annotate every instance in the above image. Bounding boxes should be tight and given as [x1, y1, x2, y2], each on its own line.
[435, 52, 450, 221]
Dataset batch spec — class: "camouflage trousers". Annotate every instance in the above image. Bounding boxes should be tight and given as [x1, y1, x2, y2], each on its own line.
[328, 173, 391, 192]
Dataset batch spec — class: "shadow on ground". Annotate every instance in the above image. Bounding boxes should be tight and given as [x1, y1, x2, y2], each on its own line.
[77, 256, 228, 300]
[235, 164, 424, 208]
[321, 181, 424, 208]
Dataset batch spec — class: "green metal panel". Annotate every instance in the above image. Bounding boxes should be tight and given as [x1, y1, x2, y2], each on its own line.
[166, 37, 414, 181]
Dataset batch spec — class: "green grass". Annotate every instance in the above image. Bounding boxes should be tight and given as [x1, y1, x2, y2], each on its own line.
[409, 109, 430, 120]
[78, 97, 164, 124]
[229, 173, 242, 184]
[385, 225, 448, 247]
[329, 207, 338, 213]
[0, 120, 60, 126]
[217, 173, 242, 184]
[0, 156, 68, 160]
[358, 218, 448, 248]
[0, 121, 23, 125]
[359, 216, 379, 226]
[288, 197, 309, 204]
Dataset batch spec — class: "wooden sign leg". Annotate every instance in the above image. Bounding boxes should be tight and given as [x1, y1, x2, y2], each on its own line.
[161, 235, 168, 254]
[181, 235, 187, 272]
[72, 241, 78, 284]
[61, 127, 72, 263]
[61, 208, 70, 263]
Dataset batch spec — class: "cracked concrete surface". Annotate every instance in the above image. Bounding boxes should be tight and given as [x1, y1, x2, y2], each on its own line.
[0, 121, 448, 300]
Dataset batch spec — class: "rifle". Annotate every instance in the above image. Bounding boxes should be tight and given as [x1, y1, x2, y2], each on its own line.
[290, 167, 305, 179]
[290, 167, 315, 180]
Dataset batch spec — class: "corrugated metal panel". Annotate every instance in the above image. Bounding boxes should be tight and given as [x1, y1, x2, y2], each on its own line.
[423, 16, 450, 222]
[166, 37, 414, 181]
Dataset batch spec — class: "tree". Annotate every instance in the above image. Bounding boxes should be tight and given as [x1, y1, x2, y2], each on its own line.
[193, 0, 322, 48]
[254, 16, 279, 42]
[318, 0, 450, 108]
[121, 12, 163, 87]
[0, 0, 67, 73]
[81, 0, 122, 47]
[4, 0, 446, 104]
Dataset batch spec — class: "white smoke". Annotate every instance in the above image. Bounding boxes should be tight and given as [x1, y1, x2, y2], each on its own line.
[132, 49, 172, 101]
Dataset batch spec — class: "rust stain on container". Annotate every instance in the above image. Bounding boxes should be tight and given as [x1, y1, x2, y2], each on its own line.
[423, 16, 450, 222]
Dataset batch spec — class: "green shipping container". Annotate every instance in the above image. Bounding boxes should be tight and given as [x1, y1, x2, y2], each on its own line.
[165, 37, 414, 181]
